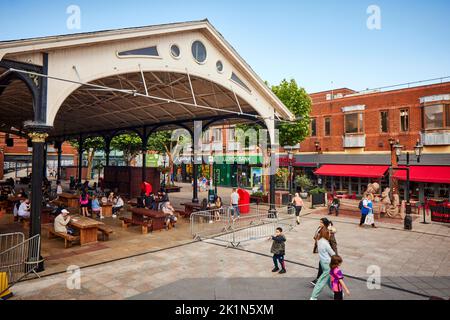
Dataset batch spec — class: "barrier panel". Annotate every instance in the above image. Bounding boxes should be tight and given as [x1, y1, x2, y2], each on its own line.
[0, 233, 42, 297]
[191, 203, 295, 247]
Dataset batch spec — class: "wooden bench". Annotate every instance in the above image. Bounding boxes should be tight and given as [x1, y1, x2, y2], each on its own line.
[48, 227, 80, 248]
[97, 224, 114, 241]
[120, 216, 152, 234]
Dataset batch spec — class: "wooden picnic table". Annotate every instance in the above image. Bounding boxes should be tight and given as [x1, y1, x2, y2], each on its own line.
[69, 215, 104, 246]
[59, 193, 80, 208]
[122, 208, 167, 233]
[180, 202, 204, 216]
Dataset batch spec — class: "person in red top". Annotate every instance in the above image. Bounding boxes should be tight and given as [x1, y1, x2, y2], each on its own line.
[140, 181, 153, 209]
[141, 181, 152, 196]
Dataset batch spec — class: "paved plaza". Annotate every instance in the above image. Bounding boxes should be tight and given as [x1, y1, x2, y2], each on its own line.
[8, 193, 450, 300]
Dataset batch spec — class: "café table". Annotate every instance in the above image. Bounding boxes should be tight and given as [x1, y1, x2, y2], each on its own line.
[69, 215, 104, 246]
[101, 202, 113, 217]
[59, 193, 80, 208]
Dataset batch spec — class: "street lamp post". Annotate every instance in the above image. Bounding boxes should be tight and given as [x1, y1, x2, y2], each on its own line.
[288, 151, 294, 202]
[284, 145, 300, 203]
[162, 155, 167, 190]
[393, 140, 423, 230]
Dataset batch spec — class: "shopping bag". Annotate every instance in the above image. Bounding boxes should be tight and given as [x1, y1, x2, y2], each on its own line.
[364, 213, 374, 225]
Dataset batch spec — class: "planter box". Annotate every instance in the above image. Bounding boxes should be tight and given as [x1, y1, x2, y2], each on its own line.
[311, 193, 326, 206]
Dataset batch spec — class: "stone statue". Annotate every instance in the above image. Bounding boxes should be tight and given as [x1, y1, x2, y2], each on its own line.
[385, 188, 405, 219]
[380, 187, 391, 215]
[364, 182, 380, 201]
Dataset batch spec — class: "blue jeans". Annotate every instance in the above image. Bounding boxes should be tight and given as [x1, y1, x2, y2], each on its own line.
[273, 254, 285, 270]
[232, 204, 240, 217]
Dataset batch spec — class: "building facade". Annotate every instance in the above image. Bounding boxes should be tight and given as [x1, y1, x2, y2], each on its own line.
[0, 133, 77, 180]
[285, 81, 450, 200]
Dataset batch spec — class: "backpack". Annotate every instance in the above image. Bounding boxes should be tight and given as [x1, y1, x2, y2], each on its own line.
[358, 200, 363, 210]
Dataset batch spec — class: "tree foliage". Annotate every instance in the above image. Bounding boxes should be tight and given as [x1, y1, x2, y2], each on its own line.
[271, 79, 312, 147]
[110, 133, 142, 165]
[69, 137, 105, 179]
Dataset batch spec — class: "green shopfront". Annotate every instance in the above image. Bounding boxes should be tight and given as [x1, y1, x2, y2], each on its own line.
[211, 155, 264, 189]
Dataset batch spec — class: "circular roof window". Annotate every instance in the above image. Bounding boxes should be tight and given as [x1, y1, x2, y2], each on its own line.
[216, 60, 224, 73]
[170, 44, 180, 58]
[192, 40, 207, 64]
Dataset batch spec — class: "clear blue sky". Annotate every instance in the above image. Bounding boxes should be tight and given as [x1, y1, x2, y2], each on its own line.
[1, 0, 449, 93]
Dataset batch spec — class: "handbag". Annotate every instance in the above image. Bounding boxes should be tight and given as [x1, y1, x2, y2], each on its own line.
[364, 213, 374, 225]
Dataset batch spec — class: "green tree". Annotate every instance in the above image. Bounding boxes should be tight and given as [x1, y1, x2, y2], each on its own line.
[110, 133, 142, 165]
[271, 79, 311, 147]
[70, 137, 105, 180]
[147, 130, 190, 186]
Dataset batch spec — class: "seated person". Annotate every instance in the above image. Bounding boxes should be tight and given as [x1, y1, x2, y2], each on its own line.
[162, 201, 177, 229]
[214, 196, 223, 221]
[91, 195, 103, 219]
[329, 195, 340, 216]
[18, 199, 31, 220]
[158, 192, 169, 210]
[112, 195, 124, 218]
[147, 193, 157, 210]
[100, 194, 108, 205]
[54, 209, 75, 235]
[107, 192, 115, 203]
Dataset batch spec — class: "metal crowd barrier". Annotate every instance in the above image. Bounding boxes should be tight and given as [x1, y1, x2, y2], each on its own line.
[190, 203, 295, 247]
[0, 233, 42, 297]
[0, 232, 25, 254]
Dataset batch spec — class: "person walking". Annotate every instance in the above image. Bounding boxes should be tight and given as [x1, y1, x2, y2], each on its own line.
[269, 227, 287, 274]
[291, 193, 304, 225]
[311, 218, 338, 286]
[310, 227, 336, 300]
[230, 188, 240, 220]
[360, 194, 377, 228]
[329, 255, 350, 300]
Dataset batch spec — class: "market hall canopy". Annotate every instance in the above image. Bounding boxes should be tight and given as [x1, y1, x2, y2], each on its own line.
[0, 20, 295, 243]
[393, 166, 450, 184]
[314, 165, 390, 179]
[0, 19, 294, 141]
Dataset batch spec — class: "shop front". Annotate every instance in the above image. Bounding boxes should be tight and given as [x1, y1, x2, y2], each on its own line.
[314, 164, 390, 196]
[212, 155, 264, 189]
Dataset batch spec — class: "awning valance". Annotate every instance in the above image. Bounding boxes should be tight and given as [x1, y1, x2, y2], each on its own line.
[314, 165, 389, 178]
[393, 166, 450, 184]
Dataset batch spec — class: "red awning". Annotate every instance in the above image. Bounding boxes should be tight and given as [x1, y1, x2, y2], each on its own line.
[393, 166, 450, 184]
[314, 165, 389, 178]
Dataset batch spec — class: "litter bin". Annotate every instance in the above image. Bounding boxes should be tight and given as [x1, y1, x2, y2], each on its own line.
[238, 189, 250, 214]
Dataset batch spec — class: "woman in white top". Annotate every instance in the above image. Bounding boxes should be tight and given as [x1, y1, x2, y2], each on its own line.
[310, 227, 336, 300]
[112, 195, 124, 218]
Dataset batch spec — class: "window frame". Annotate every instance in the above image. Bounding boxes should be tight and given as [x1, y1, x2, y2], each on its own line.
[324, 117, 331, 136]
[423, 103, 450, 131]
[310, 118, 317, 137]
[380, 110, 389, 133]
[400, 108, 410, 132]
[344, 112, 364, 135]
[191, 40, 208, 65]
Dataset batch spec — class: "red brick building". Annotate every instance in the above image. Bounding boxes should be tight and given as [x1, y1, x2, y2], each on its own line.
[285, 81, 450, 201]
[0, 133, 77, 180]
